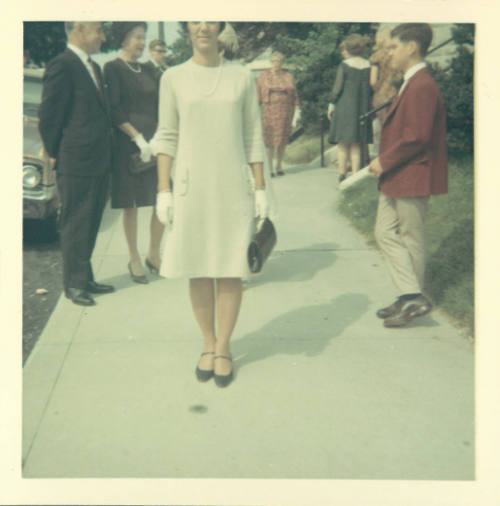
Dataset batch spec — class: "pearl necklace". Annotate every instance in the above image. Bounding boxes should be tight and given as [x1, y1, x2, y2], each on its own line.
[191, 57, 223, 97]
[122, 59, 141, 73]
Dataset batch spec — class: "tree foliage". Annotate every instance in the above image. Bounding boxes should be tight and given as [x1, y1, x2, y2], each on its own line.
[23, 22, 115, 66]
[431, 24, 474, 154]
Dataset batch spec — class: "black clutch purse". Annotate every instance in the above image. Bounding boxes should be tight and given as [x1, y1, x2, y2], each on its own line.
[129, 152, 156, 174]
[247, 218, 277, 273]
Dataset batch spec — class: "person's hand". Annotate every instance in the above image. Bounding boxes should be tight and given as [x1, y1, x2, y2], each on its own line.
[156, 191, 174, 229]
[369, 157, 384, 178]
[49, 157, 56, 169]
[292, 108, 301, 128]
[254, 189, 269, 219]
[133, 133, 153, 163]
[327, 103, 334, 121]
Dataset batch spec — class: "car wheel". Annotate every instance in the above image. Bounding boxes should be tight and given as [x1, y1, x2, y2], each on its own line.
[43, 210, 60, 241]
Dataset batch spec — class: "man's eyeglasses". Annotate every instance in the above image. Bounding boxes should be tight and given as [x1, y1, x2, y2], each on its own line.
[152, 49, 167, 54]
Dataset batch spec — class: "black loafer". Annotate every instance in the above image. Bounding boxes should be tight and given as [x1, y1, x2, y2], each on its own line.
[383, 295, 433, 328]
[214, 355, 233, 388]
[65, 288, 96, 306]
[376, 297, 406, 319]
[87, 281, 115, 294]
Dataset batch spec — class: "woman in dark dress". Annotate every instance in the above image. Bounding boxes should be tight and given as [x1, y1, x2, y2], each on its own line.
[327, 34, 373, 182]
[104, 22, 164, 283]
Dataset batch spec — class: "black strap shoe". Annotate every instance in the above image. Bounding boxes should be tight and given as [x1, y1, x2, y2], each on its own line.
[65, 288, 96, 306]
[87, 281, 115, 294]
[383, 295, 433, 328]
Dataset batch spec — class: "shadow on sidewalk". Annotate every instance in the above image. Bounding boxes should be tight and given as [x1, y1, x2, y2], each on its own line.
[247, 242, 338, 287]
[233, 292, 370, 371]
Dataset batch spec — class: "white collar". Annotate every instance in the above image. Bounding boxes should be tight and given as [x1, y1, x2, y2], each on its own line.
[67, 43, 90, 65]
[403, 62, 427, 82]
[344, 57, 370, 70]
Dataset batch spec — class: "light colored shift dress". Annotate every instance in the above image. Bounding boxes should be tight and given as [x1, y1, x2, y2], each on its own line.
[154, 59, 265, 279]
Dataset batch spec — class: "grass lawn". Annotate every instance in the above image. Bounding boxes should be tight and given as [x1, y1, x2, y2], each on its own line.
[283, 133, 326, 165]
[337, 153, 474, 337]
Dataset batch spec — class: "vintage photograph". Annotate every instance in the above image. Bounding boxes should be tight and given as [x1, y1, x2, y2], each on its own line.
[19, 19, 476, 483]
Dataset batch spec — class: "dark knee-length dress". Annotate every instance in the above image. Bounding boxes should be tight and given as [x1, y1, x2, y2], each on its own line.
[104, 58, 159, 208]
[328, 58, 373, 145]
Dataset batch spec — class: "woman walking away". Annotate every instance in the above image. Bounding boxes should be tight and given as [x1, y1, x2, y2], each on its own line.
[327, 34, 373, 183]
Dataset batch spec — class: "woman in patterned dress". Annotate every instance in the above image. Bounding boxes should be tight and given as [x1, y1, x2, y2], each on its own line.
[256, 52, 299, 177]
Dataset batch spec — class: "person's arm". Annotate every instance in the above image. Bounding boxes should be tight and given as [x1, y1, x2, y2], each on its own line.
[38, 57, 72, 158]
[370, 65, 379, 88]
[330, 63, 345, 104]
[378, 80, 439, 174]
[242, 69, 265, 168]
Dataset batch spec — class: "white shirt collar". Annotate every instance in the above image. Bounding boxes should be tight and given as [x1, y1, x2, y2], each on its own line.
[403, 61, 427, 83]
[67, 43, 90, 64]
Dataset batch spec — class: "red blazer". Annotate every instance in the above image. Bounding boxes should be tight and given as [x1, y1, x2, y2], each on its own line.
[378, 67, 448, 197]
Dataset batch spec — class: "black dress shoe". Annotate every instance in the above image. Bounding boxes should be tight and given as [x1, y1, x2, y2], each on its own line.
[65, 288, 96, 306]
[376, 297, 406, 319]
[87, 281, 115, 294]
[214, 355, 233, 388]
[195, 351, 215, 382]
[128, 262, 148, 284]
[383, 295, 433, 328]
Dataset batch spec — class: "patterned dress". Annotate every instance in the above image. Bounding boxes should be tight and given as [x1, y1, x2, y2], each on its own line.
[370, 47, 404, 124]
[256, 69, 299, 148]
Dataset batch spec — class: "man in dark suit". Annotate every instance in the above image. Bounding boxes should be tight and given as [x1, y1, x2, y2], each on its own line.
[369, 23, 448, 327]
[143, 38, 167, 85]
[39, 22, 115, 306]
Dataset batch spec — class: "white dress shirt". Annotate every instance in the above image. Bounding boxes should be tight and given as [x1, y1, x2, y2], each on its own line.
[398, 61, 427, 95]
[67, 43, 100, 89]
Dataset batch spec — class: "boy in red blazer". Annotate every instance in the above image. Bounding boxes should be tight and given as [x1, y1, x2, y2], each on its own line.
[368, 23, 448, 327]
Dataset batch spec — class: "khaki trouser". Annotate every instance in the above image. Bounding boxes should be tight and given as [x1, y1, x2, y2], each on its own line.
[375, 193, 429, 295]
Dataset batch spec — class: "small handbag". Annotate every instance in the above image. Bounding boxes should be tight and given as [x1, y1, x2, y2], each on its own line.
[247, 218, 277, 273]
[129, 152, 156, 174]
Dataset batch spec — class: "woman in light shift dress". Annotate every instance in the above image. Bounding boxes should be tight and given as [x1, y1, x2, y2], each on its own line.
[154, 22, 269, 388]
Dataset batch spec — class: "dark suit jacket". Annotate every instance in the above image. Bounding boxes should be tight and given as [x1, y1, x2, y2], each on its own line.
[379, 67, 448, 198]
[39, 48, 112, 176]
[143, 60, 166, 86]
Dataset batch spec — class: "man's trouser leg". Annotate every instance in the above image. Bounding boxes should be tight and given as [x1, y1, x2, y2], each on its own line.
[374, 193, 429, 295]
[57, 174, 108, 291]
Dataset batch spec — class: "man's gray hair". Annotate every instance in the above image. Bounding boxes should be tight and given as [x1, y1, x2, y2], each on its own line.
[64, 22, 76, 36]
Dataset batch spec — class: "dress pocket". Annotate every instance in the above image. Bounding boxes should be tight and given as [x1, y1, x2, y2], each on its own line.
[175, 166, 189, 196]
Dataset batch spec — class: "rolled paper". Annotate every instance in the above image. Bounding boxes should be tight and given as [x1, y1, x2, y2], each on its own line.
[339, 165, 372, 191]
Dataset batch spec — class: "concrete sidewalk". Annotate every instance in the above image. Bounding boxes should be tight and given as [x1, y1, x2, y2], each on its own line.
[22, 161, 474, 480]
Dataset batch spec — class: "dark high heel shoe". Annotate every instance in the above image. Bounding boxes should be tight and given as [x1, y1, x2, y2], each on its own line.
[145, 258, 160, 275]
[214, 355, 233, 388]
[128, 262, 148, 284]
[195, 352, 215, 382]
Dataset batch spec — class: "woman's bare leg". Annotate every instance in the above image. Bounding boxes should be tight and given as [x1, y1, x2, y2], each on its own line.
[276, 142, 287, 173]
[190, 278, 217, 370]
[267, 147, 276, 175]
[337, 142, 349, 177]
[123, 207, 145, 276]
[350, 143, 361, 174]
[214, 277, 242, 375]
[147, 209, 165, 270]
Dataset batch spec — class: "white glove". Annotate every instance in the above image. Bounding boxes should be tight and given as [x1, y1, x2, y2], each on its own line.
[254, 189, 269, 219]
[292, 108, 301, 128]
[133, 133, 153, 163]
[327, 103, 334, 120]
[156, 191, 174, 229]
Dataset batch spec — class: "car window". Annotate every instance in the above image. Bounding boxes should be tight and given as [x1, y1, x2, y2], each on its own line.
[23, 77, 42, 116]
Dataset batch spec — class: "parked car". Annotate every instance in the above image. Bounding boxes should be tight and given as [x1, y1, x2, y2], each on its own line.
[23, 67, 59, 236]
